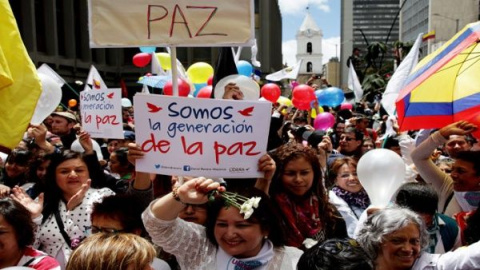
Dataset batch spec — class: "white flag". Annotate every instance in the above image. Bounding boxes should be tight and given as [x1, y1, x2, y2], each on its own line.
[348, 63, 363, 102]
[141, 84, 150, 94]
[265, 60, 303, 81]
[37, 64, 65, 87]
[382, 33, 423, 116]
[85, 65, 107, 90]
[151, 52, 168, 76]
[165, 47, 188, 80]
[250, 39, 261, 67]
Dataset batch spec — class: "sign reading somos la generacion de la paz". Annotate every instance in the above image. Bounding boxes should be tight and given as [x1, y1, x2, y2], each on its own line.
[88, 0, 254, 47]
[133, 94, 271, 178]
[80, 88, 124, 139]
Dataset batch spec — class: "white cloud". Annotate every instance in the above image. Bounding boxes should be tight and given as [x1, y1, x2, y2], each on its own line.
[278, 0, 330, 15]
[282, 36, 341, 67]
[282, 40, 297, 66]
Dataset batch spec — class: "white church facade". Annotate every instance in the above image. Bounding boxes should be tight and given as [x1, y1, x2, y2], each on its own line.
[296, 11, 323, 77]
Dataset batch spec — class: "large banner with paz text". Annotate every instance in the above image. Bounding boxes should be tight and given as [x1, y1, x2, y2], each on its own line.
[80, 89, 124, 139]
[134, 94, 271, 178]
[88, 0, 254, 47]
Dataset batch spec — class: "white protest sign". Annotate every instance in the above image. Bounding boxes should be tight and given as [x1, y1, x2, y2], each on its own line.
[88, 0, 254, 47]
[134, 94, 271, 178]
[80, 89, 124, 139]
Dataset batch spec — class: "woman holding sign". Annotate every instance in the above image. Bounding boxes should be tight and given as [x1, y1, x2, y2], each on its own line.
[128, 143, 302, 269]
[142, 181, 303, 270]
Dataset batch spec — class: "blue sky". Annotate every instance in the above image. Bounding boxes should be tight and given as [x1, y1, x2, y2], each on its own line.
[278, 0, 340, 66]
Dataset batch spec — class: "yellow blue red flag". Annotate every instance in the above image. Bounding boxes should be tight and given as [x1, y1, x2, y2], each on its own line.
[0, 0, 42, 151]
[396, 22, 480, 131]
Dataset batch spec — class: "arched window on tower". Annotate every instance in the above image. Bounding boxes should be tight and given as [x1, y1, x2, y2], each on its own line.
[307, 42, 312, 54]
[307, 62, 312, 72]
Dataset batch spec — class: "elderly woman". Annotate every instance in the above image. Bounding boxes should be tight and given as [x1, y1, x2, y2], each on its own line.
[0, 197, 60, 269]
[356, 207, 480, 270]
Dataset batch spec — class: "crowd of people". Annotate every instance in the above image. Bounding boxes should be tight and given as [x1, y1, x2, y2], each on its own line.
[1, 80, 480, 270]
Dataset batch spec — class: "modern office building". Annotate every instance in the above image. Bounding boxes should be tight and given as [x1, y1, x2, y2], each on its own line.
[400, 0, 479, 57]
[340, 0, 400, 88]
[9, 0, 282, 102]
[323, 58, 341, 87]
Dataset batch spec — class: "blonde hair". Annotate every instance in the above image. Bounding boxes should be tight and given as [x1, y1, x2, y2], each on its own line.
[66, 233, 156, 270]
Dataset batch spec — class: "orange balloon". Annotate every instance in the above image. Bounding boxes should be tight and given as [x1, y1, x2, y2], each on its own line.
[68, 99, 77, 107]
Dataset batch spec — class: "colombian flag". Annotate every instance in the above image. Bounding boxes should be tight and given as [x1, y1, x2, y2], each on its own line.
[0, 0, 42, 151]
[422, 30, 436, 42]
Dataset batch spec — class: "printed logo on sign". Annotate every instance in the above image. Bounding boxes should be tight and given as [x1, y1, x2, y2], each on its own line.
[154, 164, 161, 169]
[229, 167, 249, 173]
[183, 165, 191, 171]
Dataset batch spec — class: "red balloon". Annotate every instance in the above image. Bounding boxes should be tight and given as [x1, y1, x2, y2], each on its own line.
[292, 98, 311, 110]
[196, 85, 212, 98]
[207, 75, 214, 86]
[163, 79, 191, 97]
[292, 84, 315, 103]
[261, 83, 281, 103]
[132, 53, 152, 67]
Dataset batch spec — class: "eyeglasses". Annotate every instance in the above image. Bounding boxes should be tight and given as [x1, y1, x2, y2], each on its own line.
[340, 136, 355, 142]
[91, 225, 125, 234]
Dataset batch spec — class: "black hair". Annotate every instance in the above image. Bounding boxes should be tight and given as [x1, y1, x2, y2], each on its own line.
[343, 127, 364, 141]
[464, 201, 480, 245]
[382, 135, 400, 150]
[42, 150, 86, 223]
[205, 187, 286, 247]
[91, 194, 147, 236]
[395, 182, 438, 215]
[5, 148, 32, 167]
[0, 198, 36, 249]
[297, 238, 373, 270]
[111, 147, 135, 171]
[455, 151, 480, 176]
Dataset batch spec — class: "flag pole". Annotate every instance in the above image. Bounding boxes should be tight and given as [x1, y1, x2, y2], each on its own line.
[169, 46, 183, 185]
[170, 46, 179, 97]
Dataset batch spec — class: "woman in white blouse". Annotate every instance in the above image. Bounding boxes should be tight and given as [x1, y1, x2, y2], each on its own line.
[12, 150, 114, 268]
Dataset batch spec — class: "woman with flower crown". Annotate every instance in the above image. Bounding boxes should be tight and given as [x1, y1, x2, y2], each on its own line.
[131, 144, 303, 269]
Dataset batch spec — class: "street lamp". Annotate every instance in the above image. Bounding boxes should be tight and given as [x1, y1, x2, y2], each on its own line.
[433, 13, 459, 33]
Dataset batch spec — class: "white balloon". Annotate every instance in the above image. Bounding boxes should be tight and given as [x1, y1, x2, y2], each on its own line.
[357, 149, 405, 207]
[214, 74, 260, 100]
[70, 138, 104, 161]
[30, 73, 63, 125]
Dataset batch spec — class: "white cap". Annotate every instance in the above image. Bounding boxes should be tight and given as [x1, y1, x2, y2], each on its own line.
[121, 98, 132, 108]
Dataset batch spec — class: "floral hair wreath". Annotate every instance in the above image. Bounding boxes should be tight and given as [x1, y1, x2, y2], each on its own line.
[208, 190, 261, 219]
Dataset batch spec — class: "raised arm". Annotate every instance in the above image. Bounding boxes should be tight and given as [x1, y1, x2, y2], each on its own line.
[254, 154, 276, 195]
[149, 177, 224, 221]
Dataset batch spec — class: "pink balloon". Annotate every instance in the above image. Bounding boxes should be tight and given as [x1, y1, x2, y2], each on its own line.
[163, 79, 191, 97]
[261, 83, 281, 103]
[291, 80, 299, 89]
[340, 103, 353, 110]
[196, 85, 212, 98]
[314, 112, 335, 130]
[132, 53, 152, 67]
